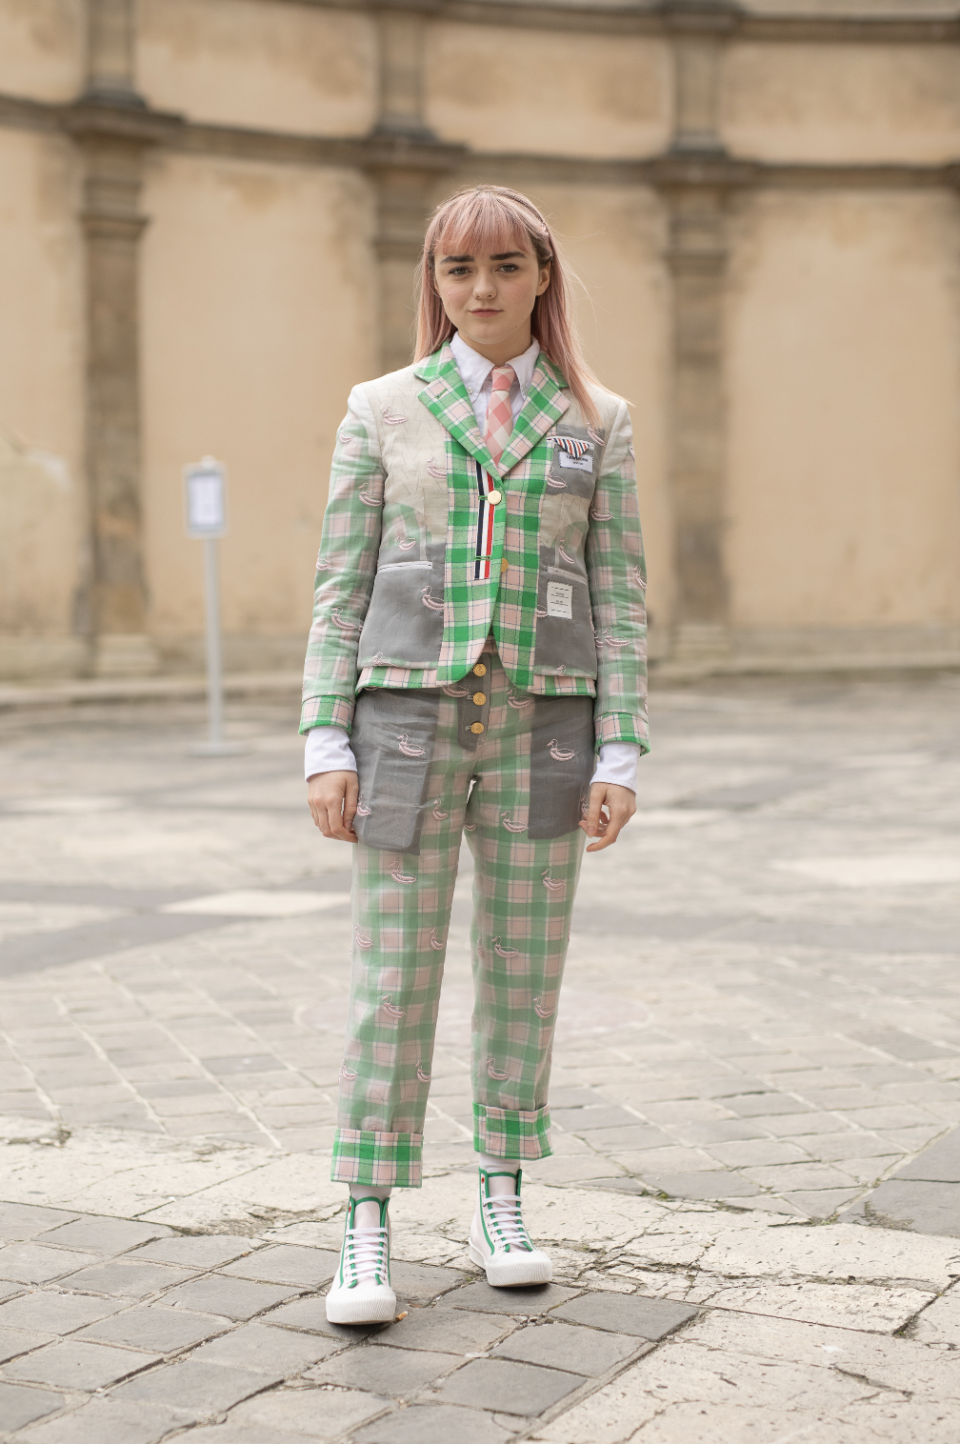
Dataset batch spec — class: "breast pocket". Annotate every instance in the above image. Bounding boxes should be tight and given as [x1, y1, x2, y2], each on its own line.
[546, 430, 601, 501]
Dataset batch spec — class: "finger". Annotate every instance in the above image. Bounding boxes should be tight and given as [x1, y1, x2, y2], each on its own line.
[581, 783, 605, 837]
[342, 775, 359, 831]
[587, 802, 631, 851]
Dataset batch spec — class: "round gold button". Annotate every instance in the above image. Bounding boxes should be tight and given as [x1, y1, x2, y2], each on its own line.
[472, 692, 486, 706]
[470, 721, 485, 735]
[472, 662, 487, 677]
[487, 489, 502, 505]
[500, 558, 509, 573]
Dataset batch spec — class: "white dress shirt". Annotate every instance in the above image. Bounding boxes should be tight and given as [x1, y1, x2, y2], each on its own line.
[305, 332, 640, 793]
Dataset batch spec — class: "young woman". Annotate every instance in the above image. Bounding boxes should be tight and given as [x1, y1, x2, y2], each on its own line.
[302, 186, 648, 1325]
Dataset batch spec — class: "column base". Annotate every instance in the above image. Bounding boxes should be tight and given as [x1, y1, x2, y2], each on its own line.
[94, 633, 160, 678]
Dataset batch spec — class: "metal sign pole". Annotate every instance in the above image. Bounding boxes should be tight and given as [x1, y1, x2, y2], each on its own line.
[203, 534, 224, 751]
[184, 456, 243, 757]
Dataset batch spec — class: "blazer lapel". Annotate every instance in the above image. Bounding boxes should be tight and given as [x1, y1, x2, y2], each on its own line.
[495, 353, 569, 477]
[416, 345, 498, 477]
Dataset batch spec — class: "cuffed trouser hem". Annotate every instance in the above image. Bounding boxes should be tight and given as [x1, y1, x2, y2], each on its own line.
[474, 1103, 552, 1160]
[331, 1128, 423, 1188]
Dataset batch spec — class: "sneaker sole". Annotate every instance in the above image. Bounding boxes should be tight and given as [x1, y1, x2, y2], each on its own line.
[325, 1287, 397, 1325]
[469, 1240, 553, 1287]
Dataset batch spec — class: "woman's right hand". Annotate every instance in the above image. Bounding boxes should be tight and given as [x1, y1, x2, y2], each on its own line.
[307, 771, 359, 843]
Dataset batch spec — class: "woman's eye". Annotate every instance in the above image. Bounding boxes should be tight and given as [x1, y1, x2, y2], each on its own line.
[498, 265, 518, 274]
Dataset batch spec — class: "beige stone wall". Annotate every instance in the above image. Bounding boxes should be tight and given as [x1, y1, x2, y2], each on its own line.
[140, 151, 376, 663]
[723, 43, 960, 163]
[726, 189, 960, 640]
[0, 127, 86, 676]
[0, 0, 83, 102]
[137, 0, 378, 137]
[0, 0, 958, 678]
[424, 26, 672, 160]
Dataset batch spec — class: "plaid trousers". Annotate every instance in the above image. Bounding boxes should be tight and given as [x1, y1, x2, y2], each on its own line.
[332, 649, 589, 1188]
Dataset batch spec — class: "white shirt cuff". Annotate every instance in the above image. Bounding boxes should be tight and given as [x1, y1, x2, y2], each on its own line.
[305, 726, 357, 781]
[305, 730, 639, 792]
[590, 742, 640, 793]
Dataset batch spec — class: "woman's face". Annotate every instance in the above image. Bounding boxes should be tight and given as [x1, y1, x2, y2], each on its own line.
[433, 237, 550, 360]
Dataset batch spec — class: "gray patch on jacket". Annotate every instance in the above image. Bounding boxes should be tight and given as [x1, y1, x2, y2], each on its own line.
[351, 689, 441, 853]
[528, 696, 596, 839]
[547, 426, 602, 500]
[358, 539, 446, 668]
[533, 544, 598, 677]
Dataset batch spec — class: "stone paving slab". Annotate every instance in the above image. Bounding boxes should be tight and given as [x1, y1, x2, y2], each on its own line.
[0, 679, 959, 1440]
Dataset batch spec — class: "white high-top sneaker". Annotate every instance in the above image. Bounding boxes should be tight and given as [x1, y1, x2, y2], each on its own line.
[468, 1165, 553, 1287]
[325, 1196, 396, 1325]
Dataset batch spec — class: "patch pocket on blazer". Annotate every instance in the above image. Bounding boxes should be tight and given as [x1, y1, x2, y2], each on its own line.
[546, 429, 600, 500]
[358, 541, 446, 668]
[350, 689, 440, 854]
[533, 557, 597, 676]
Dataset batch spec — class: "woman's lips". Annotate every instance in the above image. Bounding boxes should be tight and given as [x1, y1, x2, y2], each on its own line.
[469, 309, 500, 316]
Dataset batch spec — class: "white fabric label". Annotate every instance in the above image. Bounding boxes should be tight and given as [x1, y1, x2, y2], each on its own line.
[546, 581, 573, 619]
[557, 451, 593, 473]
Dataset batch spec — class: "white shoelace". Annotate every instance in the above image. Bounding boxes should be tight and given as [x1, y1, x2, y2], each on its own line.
[482, 1192, 532, 1252]
[343, 1226, 389, 1286]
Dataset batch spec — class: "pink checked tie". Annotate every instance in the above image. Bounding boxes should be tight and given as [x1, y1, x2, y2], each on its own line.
[483, 364, 516, 465]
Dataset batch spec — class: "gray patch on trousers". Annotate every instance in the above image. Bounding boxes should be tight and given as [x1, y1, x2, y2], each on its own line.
[351, 689, 441, 854]
[528, 695, 595, 839]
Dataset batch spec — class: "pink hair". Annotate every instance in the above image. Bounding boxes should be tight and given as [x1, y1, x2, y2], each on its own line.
[415, 186, 601, 425]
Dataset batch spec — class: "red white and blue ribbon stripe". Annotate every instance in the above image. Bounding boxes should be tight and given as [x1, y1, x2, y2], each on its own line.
[473, 459, 497, 580]
[551, 436, 592, 460]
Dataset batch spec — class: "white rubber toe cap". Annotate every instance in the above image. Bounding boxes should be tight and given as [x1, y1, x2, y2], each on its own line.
[325, 1281, 397, 1326]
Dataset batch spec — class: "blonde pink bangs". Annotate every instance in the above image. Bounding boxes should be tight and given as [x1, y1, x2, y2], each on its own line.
[415, 186, 601, 425]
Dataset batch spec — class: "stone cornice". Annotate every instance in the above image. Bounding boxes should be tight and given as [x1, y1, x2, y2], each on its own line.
[270, 0, 960, 43]
[0, 91, 957, 191]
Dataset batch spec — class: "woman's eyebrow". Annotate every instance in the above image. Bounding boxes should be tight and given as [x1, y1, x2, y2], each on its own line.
[439, 253, 473, 264]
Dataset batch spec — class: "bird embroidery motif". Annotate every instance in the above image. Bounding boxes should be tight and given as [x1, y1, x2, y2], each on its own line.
[507, 691, 534, 711]
[397, 734, 426, 757]
[432, 800, 449, 820]
[548, 738, 576, 762]
[557, 540, 577, 565]
[390, 864, 417, 884]
[380, 995, 405, 1018]
[486, 1057, 511, 1081]
[396, 525, 417, 551]
[339, 1064, 358, 1081]
[533, 996, 555, 1019]
[590, 505, 613, 521]
[542, 870, 566, 894]
[429, 928, 445, 951]
[427, 459, 445, 479]
[501, 815, 526, 833]
[358, 484, 380, 506]
[382, 410, 407, 425]
[354, 927, 374, 950]
[355, 798, 371, 816]
[420, 587, 444, 611]
[493, 937, 520, 958]
[546, 475, 566, 490]
[442, 684, 469, 697]
[330, 609, 358, 632]
[633, 566, 646, 589]
[588, 426, 606, 446]
[416, 1062, 431, 1082]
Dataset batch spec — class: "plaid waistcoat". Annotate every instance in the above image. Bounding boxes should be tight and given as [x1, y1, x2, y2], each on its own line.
[301, 344, 648, 753]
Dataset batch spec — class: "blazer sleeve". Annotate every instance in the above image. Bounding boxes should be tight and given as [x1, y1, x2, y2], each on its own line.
[585, 399, 649, 753]
[300, 385, 383, 735]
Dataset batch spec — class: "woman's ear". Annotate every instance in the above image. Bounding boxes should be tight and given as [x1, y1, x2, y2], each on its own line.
[536, 261, 552, 297]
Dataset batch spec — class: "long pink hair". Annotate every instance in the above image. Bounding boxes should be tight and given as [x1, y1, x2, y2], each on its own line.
[415, 186, 601, 425]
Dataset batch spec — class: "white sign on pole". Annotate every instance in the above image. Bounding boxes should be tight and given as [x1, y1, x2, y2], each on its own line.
[184, 457, 227, 538]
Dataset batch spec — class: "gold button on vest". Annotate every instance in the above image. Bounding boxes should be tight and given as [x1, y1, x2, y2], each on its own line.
[501, 558, 509, 573]
[472, 692, 486, 706]
[470, 721, 485, 735]
[473, 662, 487, 677]
[487, 489, 502, 505]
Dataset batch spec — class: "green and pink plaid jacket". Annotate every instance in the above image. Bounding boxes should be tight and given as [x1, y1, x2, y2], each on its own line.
[301, 344, 648, 753]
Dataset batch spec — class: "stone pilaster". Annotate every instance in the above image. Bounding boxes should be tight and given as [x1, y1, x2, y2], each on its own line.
[85, 0, 140, 105]
[69, 2, 173, 675]
[656, 2, 738, 664]
[368, 6, 461, 375]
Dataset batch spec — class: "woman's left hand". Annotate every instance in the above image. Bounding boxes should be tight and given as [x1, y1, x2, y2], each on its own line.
[579, 782, 636, 852]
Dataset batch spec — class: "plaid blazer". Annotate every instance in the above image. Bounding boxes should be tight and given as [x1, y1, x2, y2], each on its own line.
[301, 344, 648, 752]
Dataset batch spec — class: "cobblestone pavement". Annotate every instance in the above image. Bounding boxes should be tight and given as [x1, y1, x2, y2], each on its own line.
[0, 673, 958, 1442]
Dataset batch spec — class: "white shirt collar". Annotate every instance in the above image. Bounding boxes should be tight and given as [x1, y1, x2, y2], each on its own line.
[450, 332, 540, 400]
